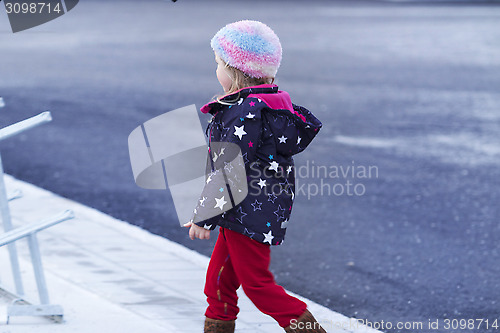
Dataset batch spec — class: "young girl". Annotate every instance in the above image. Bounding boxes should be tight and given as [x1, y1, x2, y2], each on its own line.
[183, 20, 325, 333]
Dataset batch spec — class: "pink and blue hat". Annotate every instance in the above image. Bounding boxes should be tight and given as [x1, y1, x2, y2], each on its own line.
[210, 20, 282, 79]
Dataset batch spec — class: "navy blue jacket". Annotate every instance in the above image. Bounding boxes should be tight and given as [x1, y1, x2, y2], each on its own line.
[192, 84, 322, 245]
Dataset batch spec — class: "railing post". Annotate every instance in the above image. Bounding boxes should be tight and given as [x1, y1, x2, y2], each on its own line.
[27, 233, 50, 305]
[0, 153, 24, 296]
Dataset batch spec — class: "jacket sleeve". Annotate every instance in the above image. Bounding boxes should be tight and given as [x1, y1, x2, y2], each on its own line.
[191, 97, 263, 229]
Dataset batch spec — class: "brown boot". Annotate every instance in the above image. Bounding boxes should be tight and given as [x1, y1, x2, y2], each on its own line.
[204, 317, 235, 333]
[284, 309, 327, 333]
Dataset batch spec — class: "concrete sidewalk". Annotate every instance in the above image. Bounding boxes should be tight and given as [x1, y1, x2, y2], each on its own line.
[0, 174, 380, 333]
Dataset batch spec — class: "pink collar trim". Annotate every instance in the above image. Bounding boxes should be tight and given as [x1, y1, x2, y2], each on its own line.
[200, 84, 278, 114]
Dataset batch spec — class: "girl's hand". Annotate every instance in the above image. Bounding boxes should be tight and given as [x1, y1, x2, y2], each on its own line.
[183, 222, 211, 240]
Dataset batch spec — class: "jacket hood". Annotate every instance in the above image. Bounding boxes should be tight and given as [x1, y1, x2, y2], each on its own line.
[249, 86, 322, 156]
[274, 102, 322, 156]
[201, 84, 322, 156]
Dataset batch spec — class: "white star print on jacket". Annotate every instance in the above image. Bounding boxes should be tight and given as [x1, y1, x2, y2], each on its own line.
[234, 125, 247, 140]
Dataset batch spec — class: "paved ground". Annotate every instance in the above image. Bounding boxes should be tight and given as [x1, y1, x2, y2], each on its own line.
[0, 1, 499, 332]
[0, 174, 380, 333]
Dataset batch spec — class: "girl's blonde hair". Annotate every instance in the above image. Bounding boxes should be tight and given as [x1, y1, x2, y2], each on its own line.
[215, 58, 275, 105]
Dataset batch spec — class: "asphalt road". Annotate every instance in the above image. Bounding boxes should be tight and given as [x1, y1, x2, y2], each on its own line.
[1, 1, 499, 332]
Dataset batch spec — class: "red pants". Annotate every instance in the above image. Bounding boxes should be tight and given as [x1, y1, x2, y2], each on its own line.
[204, 227, 307, 328]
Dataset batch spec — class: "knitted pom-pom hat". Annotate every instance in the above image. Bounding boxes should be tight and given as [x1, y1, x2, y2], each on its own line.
[210, 20, 282, 79]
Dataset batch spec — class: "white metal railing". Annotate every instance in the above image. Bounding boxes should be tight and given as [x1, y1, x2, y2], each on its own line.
[0, 101, 75, 323]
